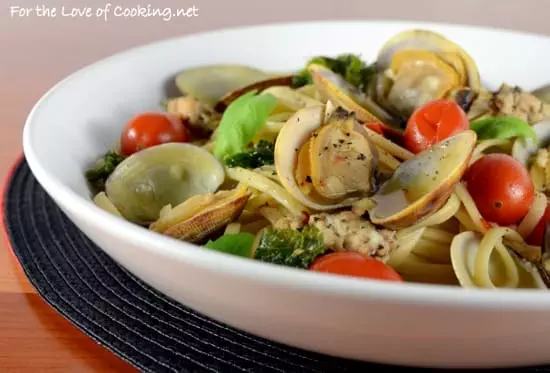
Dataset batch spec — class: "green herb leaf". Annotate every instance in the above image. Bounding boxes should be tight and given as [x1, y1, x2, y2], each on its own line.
[224, 140, 275, 169]
[293, 54, 376, 91]
[470, 116, 538, 142]
[204, 232, 255, 258]
[254, 226, 327, 269]
[85, 150, 126, 194]
[213, 91, 277, 160]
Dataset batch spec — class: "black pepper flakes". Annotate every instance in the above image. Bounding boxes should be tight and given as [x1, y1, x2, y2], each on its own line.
[357, 153, 366, 161]
[338, 139, 345, 144]
[306, 176, 312, 183]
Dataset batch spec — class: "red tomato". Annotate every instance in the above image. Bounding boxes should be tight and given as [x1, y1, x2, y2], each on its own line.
[120, 112, 189, 155]
[404, 99, 470, 154]
[463, 154, 535, 226]
[309, 252, 403, 282]
[526, 203, 550, 246]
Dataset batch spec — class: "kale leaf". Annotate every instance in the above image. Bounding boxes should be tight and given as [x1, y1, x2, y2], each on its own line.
[253, 225, 327, 269]
[224, 140, 275, 169]
[85, 150, 126, 194]
[292, 54, 377, 91]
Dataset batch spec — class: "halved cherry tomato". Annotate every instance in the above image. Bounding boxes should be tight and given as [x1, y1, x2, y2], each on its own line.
[309, 252, 403, 282]
[365, 122, 406, 147]
[120, 112, 189, 156]
[404, 99, 469, 154]
[526, 203, 550, 246]
[463, 154, 535, 226]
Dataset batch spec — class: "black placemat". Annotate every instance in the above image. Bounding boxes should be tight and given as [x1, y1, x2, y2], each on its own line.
[2, 157, 546, 373]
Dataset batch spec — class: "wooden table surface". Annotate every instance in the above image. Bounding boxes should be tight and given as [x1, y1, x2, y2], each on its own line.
[1, 0, 549, 371]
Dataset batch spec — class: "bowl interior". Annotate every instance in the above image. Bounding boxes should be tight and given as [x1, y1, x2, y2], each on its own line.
[21, 20, 550, 303]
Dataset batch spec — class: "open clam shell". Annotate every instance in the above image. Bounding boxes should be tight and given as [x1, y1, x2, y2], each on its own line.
[150, 186, 250, 243]
[105, 143, 224, 225]
[377, 29, 480, 90]
[275, 105, 378, 211]
[368, 130, 477, 229]
[307, 64, 400, 126]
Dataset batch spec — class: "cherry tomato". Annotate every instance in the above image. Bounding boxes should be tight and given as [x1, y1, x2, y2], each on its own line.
[365, 122, 406, 147]
[463, 154, 535, 226]
[309, 252, 403, 282]
[404, 99, 470, 154]
[526, 203, 550, 246]
[120, 112, 189, 155]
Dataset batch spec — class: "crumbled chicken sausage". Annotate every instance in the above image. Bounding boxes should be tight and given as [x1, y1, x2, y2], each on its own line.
[274, 211, 397, 262]
[166, 96, 221, 132]
[492, 84, 550, 124]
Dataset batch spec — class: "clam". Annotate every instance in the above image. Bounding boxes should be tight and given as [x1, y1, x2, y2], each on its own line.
[175, 64, 276, 106]
[214, 75, 295, 112]
[150, 186, 250, 243]
[511, 119, 550, 165]
[368, 130, 477, 229]
[105, 143, 224, 225]
[307, 64, 401, 126]
[275, 105, 379, 211]
[373, 29, 480, 118]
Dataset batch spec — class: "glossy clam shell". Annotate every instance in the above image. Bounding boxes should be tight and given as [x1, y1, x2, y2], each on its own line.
[377, 29, 480, 90]
[369, 130, 477, 229]
[175, 64, 274, 106]
[105, 143, 225, 225]
[307, 64, 397, 125]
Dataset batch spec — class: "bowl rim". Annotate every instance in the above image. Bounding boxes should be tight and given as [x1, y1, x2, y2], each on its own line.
[22, 19, 550, 309]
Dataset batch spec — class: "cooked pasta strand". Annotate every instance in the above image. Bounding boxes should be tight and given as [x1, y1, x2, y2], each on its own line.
[226, 167, 307, 216]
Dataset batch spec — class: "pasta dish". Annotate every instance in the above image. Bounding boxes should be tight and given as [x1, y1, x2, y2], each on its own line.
[84, 29, 550, 289]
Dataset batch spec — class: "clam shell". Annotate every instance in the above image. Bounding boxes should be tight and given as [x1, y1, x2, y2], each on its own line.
[307, 64, 399, 126]
[105, 143, 224, 225]
[214, 75, 294, 112]
[151, 187, 250, 243]
[369, 130, 477, 229]
[377, 29, 480, 90]
[275, 106, 377, 211]
[175, 64, 274, 106]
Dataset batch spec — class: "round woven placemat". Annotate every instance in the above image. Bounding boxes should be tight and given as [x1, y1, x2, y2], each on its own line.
[2, 157, 544, 373]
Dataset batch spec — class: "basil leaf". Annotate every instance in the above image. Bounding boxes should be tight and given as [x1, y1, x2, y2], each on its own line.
[213, 91, 277, 160]
[204, 233, 255, 258]
[470, 116, 537, 142]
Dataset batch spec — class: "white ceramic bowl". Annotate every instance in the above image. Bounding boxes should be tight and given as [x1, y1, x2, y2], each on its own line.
[22, 20, 550, 369]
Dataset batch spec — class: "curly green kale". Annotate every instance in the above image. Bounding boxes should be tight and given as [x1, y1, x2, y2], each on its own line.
[85, 150, 126, 194]
[224, 140, 274, 169]
[292, 54, 377, 91]
[253, 225, 327, 269]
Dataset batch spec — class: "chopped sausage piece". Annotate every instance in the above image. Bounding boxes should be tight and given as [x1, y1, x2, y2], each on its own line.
[166, 96, 221, 133]
[492, 84, 550, 124]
